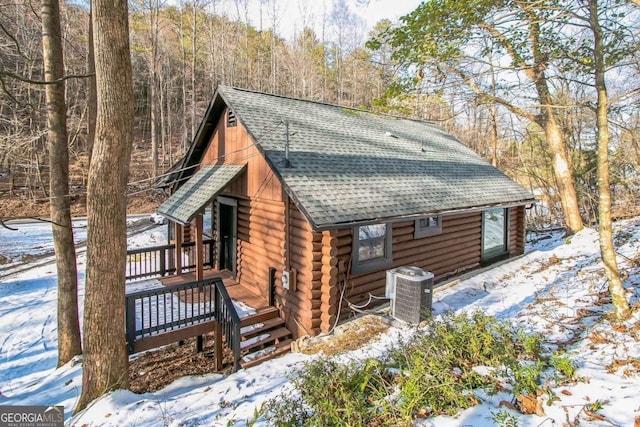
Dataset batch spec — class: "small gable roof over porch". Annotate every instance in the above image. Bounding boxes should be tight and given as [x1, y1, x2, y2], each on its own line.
[158, 164, 245, 225]
[171, 86, 534, 230]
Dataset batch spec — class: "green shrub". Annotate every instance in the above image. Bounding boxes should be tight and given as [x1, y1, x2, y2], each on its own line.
[517, 330, 543, 359]
[550, 352, 576, 380]
[508, 361, 545, 396]
[260, 358, 399, 426]
[586, 399, 604, 413]
[258, 311, 562, 426]
[259, 392, 310, 426]
[491, 409, 519, 427]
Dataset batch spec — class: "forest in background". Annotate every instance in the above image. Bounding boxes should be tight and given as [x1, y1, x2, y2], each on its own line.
[0, 0, 639, 225]
[2, 0, 640, 413]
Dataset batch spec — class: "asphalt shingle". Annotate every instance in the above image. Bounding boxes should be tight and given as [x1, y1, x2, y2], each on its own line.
[158, 164, 245, 225]
[216, 86, 533, 230]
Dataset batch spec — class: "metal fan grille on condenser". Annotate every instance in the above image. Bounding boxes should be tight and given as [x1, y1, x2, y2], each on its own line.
[386, 266, 434, 324]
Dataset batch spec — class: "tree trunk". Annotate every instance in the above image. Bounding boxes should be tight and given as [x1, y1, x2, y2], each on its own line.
[179, 0, 188, 148]
[541, 113, 583, 235]
[488, 46, 499, 167]
[529, 18, 583, 234]
[589, 0, 630, 320]
[499, 11, 585, 235]
[41, 0, 82, 367]
[528, 21, 583, 235]
[149, 0, 160, 178]
[150, 70, 159, 178]
[87, 5, 97, 162]
[75, 0, 134, 413]
[191, 1, 197, 142]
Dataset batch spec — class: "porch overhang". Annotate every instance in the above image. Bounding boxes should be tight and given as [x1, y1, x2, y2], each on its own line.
[158, 164, 245, 225]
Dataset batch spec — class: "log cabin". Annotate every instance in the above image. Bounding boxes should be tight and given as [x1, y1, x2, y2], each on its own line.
[157, 85, 535, 340]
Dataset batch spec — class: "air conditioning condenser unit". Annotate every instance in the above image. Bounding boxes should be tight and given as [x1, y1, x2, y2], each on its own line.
[385, 266, 434, 324]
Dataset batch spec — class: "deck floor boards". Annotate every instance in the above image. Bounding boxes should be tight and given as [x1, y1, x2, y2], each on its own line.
[159, 269, 269, 311]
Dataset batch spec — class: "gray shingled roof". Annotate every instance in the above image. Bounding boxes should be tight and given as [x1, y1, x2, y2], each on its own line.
[213, 86, 533, 230]
[158, 164, 245, 224]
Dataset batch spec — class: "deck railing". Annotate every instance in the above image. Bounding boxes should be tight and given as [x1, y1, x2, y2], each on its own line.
[124, 276, 243, 372]
[125, 239, 214, 280]
[214, 279, 242, 372]
[125, 278, 219, 353]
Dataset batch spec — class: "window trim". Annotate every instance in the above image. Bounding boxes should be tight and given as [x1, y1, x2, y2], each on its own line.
[481, 207, 510, 262]
[414, 215, 442, 239]
[351, 223, 393, 275]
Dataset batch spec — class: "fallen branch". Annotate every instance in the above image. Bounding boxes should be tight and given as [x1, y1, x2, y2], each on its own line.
[0, 216, 70, 229]
[0, 219, 18, 231]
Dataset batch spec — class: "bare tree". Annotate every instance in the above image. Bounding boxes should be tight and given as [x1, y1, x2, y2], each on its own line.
[375, 0, 585, 234]
[587, 0, 631, 320]
[87, 4, 97, 162]
[178, 0, 189, 148]
[41, 0, 82, 366]
[148, 0, 163, 178]
[75, 0, 134, 412]
[191, 0, 200, 141]
[267, 0, 280, 92]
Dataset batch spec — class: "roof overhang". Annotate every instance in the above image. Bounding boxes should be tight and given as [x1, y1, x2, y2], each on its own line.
[157, 164, 245, 225]
[309, 199, 536, 232]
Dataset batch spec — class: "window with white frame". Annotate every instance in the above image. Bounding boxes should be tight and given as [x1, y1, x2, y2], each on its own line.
[482, 208, 509, 260]
[414, 215, 442, 239]
[352, 223, 392, 274]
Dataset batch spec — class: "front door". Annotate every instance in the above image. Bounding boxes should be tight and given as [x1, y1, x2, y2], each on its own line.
[217, 197, 237, 274]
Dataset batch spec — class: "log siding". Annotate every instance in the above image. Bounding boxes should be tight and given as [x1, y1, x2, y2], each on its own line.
[236, 198, 286, 301]
[312, 207, 526, 332]
[190, 105, 529, 339]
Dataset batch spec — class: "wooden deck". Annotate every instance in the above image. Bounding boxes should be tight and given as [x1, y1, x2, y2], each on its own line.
[159, 269, 269, 311]
[126, 267, 291, 370]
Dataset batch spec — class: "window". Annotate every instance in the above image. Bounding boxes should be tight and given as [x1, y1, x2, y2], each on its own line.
[352, 223, 392, 274]
[482, 208, 509, 261]
[414, 215, 442, 239]
[226, 109, 237, 127]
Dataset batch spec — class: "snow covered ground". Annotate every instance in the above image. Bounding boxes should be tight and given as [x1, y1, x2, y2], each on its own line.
[0, 216, 639, 426]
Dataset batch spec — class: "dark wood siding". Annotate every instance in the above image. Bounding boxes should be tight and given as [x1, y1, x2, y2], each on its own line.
[201, 106, 282, 202]
[509, 205, 526, 255]
[333, 213, 483, 316]
[236, 198, 285, 300]
[286, 207, 529, 335]
[283, 205, 323, 336]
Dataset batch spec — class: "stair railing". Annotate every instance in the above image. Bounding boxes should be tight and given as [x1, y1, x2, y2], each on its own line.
[214, 279, 242, 372]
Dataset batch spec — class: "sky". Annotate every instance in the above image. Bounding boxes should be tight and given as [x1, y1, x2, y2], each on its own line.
[216, 0, 423, 42]
[1, 215, 639, 426]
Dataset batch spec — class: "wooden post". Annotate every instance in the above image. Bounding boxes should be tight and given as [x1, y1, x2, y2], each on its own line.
[159, 247, 166, 276]
[125, 295, 136, 354]
[214, 321, 222, 371]
[174, 222, 183, 276]
[195, 214, 204, 281]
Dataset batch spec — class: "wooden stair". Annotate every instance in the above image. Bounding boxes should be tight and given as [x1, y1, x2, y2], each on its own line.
[238, 306, 293, 369]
